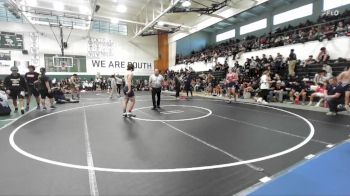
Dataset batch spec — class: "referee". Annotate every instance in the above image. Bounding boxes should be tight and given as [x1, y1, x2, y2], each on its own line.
[149, 69, 164, 110]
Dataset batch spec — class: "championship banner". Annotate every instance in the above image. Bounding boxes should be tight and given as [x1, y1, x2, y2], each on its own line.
[87, 59, 154, 75]
[87, 37, 155, 76]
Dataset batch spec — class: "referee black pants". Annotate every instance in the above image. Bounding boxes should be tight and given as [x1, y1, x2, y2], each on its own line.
[152, 87, 161, 108]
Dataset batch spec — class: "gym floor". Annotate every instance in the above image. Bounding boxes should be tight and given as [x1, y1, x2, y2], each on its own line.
[0, 92, 349, 196]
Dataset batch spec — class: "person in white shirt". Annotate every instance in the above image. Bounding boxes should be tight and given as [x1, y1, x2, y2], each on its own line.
[149, 69, 164, 110]
[258, 70, 272, 104]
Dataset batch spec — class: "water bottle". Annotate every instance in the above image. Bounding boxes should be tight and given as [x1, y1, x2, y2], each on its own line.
[295, 96, 300, 105]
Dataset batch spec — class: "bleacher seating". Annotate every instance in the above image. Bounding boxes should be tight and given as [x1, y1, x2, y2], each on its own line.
[297, 62, 350, 78]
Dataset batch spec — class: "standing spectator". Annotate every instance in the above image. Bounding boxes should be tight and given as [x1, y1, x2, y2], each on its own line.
[109, 75, 117, 99]
[116, 75, 123, 96]
[174, 73, 181, 99]
[287, 49, 297, 77]
[184, 71, 193, 98]
[274, 53, 284, 74]
[258, 70, 272, 104]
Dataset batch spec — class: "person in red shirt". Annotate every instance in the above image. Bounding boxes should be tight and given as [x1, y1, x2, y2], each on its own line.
[308, 83, 326, 107]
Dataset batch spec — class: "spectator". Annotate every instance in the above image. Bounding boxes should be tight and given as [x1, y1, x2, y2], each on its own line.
[325, 77, 347, 115]
[304, 55, 316, 66]
[258, 70, 272, 104]
[287, 79, 307, 105]
[314, 70, 332, 84]
[174, 73, 181, 99]
[268, 80, 285, 103]
[317, 47, 330, 63]
[287, 49, 297, 77]
[336, 21, 346, 36]
[274, 53, 284, 74]
[308, 82, 327, 107]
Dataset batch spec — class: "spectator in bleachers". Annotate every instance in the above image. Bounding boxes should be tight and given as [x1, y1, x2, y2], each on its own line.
[314, 70, 332, 84]
[322, 63, 333, 75]
[287, 78, 307, 105]
[308, 82, 327, 107]
[268, 80, 285, 103]
[317, 47, 330, 63]
[274, 53, 284, 74]
[287, 49, 297, 77]
[336, 21, 347, 36]
[304, 55, 316, 66]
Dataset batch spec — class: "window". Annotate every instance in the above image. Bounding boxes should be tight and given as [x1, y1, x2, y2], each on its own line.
[273, 4, 313, 25]
[240, 18, 267, 35]
[216, 29, 235, 42]
[323, 0, 350, 11]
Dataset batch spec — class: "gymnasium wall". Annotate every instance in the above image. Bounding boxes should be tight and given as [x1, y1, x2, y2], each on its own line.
[0, 21, 158, 77]
[172, 0, 350, 67]
[175, 31, 213, 57]
[170, 36, 350, 72]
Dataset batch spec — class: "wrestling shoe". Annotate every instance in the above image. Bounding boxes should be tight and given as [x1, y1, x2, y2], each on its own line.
[127, 113, 136, 118]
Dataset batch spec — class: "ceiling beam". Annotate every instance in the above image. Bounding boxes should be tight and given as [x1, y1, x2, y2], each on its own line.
[135, 0, 153, 21]
[87, 0, 98, 38]
[94, 15, 146, 25]
[132, 0, 181, 39]
[7, 0, 41, 33]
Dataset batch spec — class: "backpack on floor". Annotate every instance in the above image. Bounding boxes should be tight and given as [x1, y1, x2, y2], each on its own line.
[0, 91, 11, 116]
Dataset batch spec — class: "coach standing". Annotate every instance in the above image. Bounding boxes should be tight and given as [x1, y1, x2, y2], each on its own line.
[149, 69, 164, 110]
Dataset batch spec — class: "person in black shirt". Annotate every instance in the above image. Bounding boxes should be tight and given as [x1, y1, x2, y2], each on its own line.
[287, 78, 307, 104]
[287, 49, 297, 77]
[38, 68, 55, 110]
[268, 81, 285, 102]
[184, 71, 193, 98]
[24, 65, 40, 111]
[4, 66, 27, 114]
[325, 77, 347, 115]
[174, 73, 181, 99]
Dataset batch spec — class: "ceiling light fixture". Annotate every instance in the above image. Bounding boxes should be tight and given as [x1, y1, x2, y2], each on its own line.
[53, 1, 64, 11]
[182, 0, 191, 7]
[111, 18, 119, 24]
[116, 5, 127, 13]
[158, 21, 164, 26]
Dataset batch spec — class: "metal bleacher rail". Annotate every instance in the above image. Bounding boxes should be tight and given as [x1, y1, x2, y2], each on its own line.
[297, 62, 350, 78]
